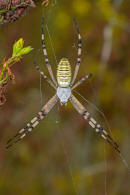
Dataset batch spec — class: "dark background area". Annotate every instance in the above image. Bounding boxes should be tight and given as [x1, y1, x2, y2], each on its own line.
[0, 0, 130, 194]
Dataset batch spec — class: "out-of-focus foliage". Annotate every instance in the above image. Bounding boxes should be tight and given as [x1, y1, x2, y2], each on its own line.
[0, 0, 130, 194]
[42, 0, 56, 6]
[0, 38, 33, 105]
[0, 0, 56, 24]
[0, 0, 36, 24]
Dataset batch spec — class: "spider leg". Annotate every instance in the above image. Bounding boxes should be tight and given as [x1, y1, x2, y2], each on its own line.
[71, 73, 92, 90]
[42, 17, 57, 86]
[34, 61, 57, 90]
[70, 94, 120, 154]
[71, 19, 82, 86]
[6, 94, 58, 149]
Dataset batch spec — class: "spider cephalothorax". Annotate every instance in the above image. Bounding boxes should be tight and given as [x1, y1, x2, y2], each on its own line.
[6, 18, 120, 155]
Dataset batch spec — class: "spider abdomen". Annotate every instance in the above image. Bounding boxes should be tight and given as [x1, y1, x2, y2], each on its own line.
[57, 58, 71, 87]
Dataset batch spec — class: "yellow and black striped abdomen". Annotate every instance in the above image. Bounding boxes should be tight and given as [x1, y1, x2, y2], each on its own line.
[57, 58, 71, 87]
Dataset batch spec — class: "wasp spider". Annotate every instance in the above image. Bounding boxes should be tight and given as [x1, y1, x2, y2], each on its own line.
[6, 18, 120, 154]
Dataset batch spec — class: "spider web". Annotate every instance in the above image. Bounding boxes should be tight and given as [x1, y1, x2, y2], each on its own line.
[73, 89, 130, 173]
[39, 12, 81, 194]
[40, 11, 130, 195]
[40, 14, 109, 195]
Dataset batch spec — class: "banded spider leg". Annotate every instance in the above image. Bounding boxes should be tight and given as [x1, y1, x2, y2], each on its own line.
[6, 94, 58, 149]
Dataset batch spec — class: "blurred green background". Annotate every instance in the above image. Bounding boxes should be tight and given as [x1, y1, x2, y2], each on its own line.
[0, 0, 130, 194]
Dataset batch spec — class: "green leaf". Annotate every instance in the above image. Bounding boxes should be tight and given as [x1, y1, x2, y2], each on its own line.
[0, 15, 4, 23]
[19, 46, 33, 55]
[9, 56, 21, 64]
[0, 9, 8, 14]
[0, 38, 33, 86]
[12, 38, 33, 59]
[0, 74, 8, 85]
[11, 7, 15, 12]
[12, 38, 24, 57]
